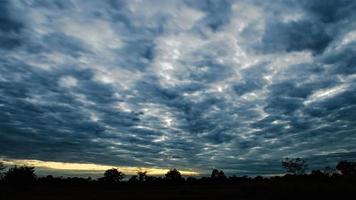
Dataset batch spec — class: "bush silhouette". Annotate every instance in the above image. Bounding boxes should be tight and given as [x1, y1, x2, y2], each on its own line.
[282, 157, 307, 175]
[323, 166, 337, 176]
[336, 161, 356, 176]
[4, 165, 36, 185]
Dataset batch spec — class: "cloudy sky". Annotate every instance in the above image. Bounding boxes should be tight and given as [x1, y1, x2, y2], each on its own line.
[0, 0, 356, 176]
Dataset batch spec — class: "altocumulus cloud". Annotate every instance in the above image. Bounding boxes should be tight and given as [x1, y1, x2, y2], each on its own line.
[0, 0, 356, 176]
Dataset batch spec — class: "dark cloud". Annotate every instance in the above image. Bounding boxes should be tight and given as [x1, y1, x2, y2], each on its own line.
[301, 0, 356, 23]
[41, 33, 87, 57]
[323, 44, 356, 74]
[262, 20, 332, 54]
[186, 0, 233, 31]
[0, 0, 24, 49]
[0, 1, 23, 33]
[260, 0, 356, 54]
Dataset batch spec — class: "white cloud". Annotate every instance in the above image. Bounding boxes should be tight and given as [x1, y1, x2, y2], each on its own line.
[304, 84, 349, 105]
[58, 76, 78, 88]
[61, 19, 122, 54]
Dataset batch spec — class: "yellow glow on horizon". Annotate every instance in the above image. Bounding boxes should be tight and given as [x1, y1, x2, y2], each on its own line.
[0, 159, 199, 176]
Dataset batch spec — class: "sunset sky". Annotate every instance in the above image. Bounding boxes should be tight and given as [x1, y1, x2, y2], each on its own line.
[0, 0, 356, 177]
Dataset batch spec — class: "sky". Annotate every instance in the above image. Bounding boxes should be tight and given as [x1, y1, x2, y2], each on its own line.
[0, 0, 356, 177]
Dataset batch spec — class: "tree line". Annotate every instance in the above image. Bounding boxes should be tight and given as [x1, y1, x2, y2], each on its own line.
[0, 158, 356, 186]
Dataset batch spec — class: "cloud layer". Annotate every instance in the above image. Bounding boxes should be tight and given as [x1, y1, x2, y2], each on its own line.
[1, 0, 356, 175]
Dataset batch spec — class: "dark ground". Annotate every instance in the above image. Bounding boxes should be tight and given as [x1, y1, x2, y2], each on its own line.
[1, 180, 355, 200]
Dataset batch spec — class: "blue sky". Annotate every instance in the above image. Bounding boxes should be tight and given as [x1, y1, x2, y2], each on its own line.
[0, 0, 356, 176]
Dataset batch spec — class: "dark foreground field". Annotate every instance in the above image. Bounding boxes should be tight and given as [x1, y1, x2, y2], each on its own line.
[1, 161, 356, 199]
[1, 179, 355, 200]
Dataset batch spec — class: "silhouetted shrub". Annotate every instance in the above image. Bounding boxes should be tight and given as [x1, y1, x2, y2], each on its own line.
[336, 161, 356, 176]
[282, 158, 307, 175]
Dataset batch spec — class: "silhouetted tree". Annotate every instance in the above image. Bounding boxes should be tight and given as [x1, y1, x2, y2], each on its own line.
[4, 165, 36, 185]
[0, 162, 5, 170]
[137, 171, 147, 182]
[211, 169, 226, 180]
[336, 161, 356, 176]
[165, 168, 183, 182]
[100, 168, 125, 183]
[282, 158, 307, 175]
[0, 162, 6, 180]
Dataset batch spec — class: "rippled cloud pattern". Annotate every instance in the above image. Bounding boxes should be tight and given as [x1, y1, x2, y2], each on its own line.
[1, 0, 356, 175]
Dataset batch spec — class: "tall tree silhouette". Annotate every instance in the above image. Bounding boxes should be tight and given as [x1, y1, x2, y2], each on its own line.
[282, 158, 307, 175]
